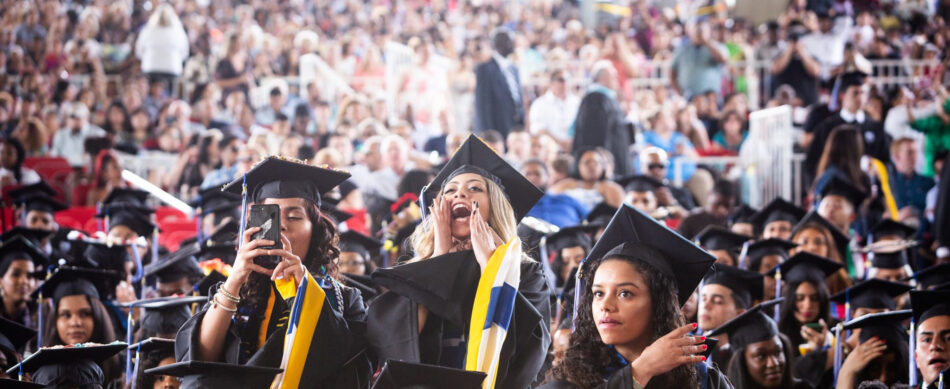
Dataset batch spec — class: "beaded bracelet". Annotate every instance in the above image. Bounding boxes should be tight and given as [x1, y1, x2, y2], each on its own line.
[217, 284, 241, 303]
[211, 293, 238, 313]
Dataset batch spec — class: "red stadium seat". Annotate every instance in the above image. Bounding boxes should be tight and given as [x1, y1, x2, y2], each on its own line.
[156, 207, 188, 223]
[23, 157, 74, 183]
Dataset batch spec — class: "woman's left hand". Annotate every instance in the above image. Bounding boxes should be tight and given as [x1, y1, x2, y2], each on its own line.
[470, 201, 500, 270]
[269, 234, 305, 288]
[801, 319, 829, 351]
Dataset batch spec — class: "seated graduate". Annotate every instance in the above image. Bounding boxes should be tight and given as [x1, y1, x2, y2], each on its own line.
[728, 204, 758, 239]
[790, 211, 852, 294]
[7, 181, 70, 258]
[7, 342, 126, 388]
[545, 224, 596, 288]
[143, 243, 204, 298]
[745, 239, 798, 300]
[708, 299, 812, 389]
[768, 253, 843, 360]
[834, 310, 912, 389]
[144, 359, 282, 388]
[908, 263, 950, 291]
[337, 230, 382, 303]
[544, 204, 731, 389]
[189, 186, 242, 238]
[0, 235, 48, 328]
[0, 317, 36, 376]
[909, 290, 950, 389]
[128, 337, 178, 389]
[176, 156, 372, 388]
[749, 199, 806, 242]
[696, 226, 752, 267]
[699, 264, 765, 365]
[367, 135, 551, 388]
[34, 266, 124, 385]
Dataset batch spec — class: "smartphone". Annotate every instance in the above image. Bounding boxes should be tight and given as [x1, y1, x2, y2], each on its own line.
[248, 204, 282, 269]
[804, 322, 824, 331]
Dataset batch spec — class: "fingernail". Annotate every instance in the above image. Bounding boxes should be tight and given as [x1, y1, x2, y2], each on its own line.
[692, 323, 698, 329]
[702, 345, 708, 350]
[700, 336, 706, 341]
[474, 200, 479, 208]
[701, 356, 706, 362]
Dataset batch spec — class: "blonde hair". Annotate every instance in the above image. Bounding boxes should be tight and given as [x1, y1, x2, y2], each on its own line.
[410, 176, 523, 262]
[148, 3, 181, 29]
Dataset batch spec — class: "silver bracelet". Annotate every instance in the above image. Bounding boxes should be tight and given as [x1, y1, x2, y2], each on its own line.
[217, 284, 241, 303]
[211, 293, 238, 313]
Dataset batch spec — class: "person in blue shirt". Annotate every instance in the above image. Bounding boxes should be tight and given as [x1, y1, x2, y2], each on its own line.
[521, 159, 588, 228]
[888, 137, 935, 220]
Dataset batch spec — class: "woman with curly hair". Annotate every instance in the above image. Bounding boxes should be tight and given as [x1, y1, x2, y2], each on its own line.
[544, 204, 732, 389]
[174, 157, 372, 388]
[367, 135, 551, 387]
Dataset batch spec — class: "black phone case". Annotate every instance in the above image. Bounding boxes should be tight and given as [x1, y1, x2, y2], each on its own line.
[248, 204, 281, 269]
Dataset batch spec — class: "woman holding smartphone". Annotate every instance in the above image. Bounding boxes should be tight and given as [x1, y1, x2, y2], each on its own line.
[174, 156, 372, 388]
[366, 135, 551, 387]
[544, 204, 731, 389]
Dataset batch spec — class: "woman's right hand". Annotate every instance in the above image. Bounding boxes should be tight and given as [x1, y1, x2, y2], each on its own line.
[225, 226, 279, 292]
[630, 323, 706, 387]
[430, 196, 453, 257]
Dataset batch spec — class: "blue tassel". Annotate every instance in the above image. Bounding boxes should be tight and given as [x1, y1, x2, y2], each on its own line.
[36, 293, 43, 347]
[130, 343, 142, 389]
[909, 319, 918, 386]
[418, 186, 428, 219]
[833, 323, 843, 382]
[238, 174, 249, 249]
[130, 241, 144, 284]
[125, 310, 134, 384]
[773, 269, 782, 323]
[572, 257, 588, 333]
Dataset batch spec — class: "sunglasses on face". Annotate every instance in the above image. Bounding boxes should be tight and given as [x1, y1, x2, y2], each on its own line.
[648, 163, 667, 170]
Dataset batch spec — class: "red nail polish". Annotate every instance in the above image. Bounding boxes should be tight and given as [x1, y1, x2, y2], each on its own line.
[702, 345, 708, 350]
[692, 323, 698, 329]
[700, 336, 706, 341]
[701, 356, 706, 362]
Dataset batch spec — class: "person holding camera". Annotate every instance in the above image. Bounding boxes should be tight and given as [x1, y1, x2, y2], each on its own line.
[175, 156, 373, 388]
[771, 21, 822, 107]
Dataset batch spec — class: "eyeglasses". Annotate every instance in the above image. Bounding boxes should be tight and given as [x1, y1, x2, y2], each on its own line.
[553, 77, 566, 83]
[647, 163, 667, 170]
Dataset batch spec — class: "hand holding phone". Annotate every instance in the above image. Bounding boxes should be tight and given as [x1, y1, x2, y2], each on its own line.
[248, 204, 282, 269]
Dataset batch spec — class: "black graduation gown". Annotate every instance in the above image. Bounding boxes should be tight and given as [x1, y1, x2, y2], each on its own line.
[538, 363, 734, 389]
[794, 349, 833, 388]
[572, 91, 632, 178]
[174, 283, 373, 388]
[367, 250, 552, 388]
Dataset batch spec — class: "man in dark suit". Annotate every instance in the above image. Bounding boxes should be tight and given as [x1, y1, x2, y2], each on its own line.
[474, 29, 523, 137]
[572, 61, 632, 177]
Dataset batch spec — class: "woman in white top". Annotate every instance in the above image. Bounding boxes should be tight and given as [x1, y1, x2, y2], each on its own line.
[135, 3, 189, 94]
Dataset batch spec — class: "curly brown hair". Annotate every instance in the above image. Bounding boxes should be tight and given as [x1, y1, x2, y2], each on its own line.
[549, 255, 699, 388]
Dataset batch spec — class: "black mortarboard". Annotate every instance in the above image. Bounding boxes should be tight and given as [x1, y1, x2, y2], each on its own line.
[371, 360, 486, 389]
[123, 296, 206, 336]
[13, 194, 66, 213]
[144, 243, 202, 283]
[342, 273, 379, 301]
[703, 264, 764, 308]
[423, 135, 543, 222]
[545, 225, 597, 254]
[791, 211, 849, 260]
[830, 279, 911, 310]
[749, 198, 806, 229]
[127, 337, 175, 357]
[0, 379, 43, 388]
[6, 342, 127, 383]
[7, 181, 57, 199]
[706, 298, 784, 351]
[617, 174, 663, 193]
[907, 263, 950, 290]
[104, 208, 157, 237]
[839, 309, 911, 373]
[817, 176, 865, 209]
[144, 361, 282, 387]
[321, 201, 354, 223]
[101, 188, 150, 207]
[767, 252, 844, 284]
[339, 231, 382, 259]
[911, 290, 950, 324]
[0, 234, 50, 271]
[746, 239, 798, 271]
[0, 317, 36, 355]
[193, 270, 227, 296]
[222, 156, 350, 206]
[0, 227, 53, 244]
[81, 240, 131, 274]
[586, 204, 716, 305]
[871, 219, 917, 240]
[696, 226, 751, 251]
[729, 204, 758, 225]
[32, 266, 123, 301]
[870, 245, 911, 269]
[190, 187, 241, 216]
[838, 71, 868, 91]
[585, 202, 617, 226]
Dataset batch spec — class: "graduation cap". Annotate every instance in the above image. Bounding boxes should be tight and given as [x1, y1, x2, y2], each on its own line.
[838, 71, 868, 91]
[706, 298, 784, 351]
[696, 226, 751, 251]
[198, 243, 237, 265]
[830, 278, 911, 311]
[791, 211, 849, 260]
[817, 176, 865, 210]
[585, 204, 716, 305]
[422, 134, 543, 222]
[703, 264, 764, 308]
[321, 201, 354, 224]
[0, 227, 53, 244]
[32, 266, 124, 301]
[749, 198, 806, 230]
[833, 309, 912, 381]
[6, 342, 127, 385]
[0, 317, 36, 356]
[342, 273, 379, 301]
[127, 337, 175, 357]
[746, 239, 798, 271]
[7, 181, 57, 199]
[545, 225, 597, 255]
[123, 296, 207, 337]
[767, 252, 844, 285]
[102, 208, 157, 237]
[144, 360, 282, 387]
[870, 245, 912, 270]
[617, 174, 663, 193]
[222, 156, 350, 206]
[339, 231, 382, 259]
[193, 270, 227, 296]
[871, 219, 917, 241]
[585, 202, 617, 226]
[80, 240, 131, 274]
[0, 234, 50, 271]
[910, 290, 950, 324]
[11, 193, 66, 214]
[0, 379, 43, 389]
[371, 360, 486, 389]
[907, 263, 950, 290]
[190, 187, 241, 216]
[144, 243, 202, 284]
[101, 188, 151, 207]
[729, 204, 758, 225]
